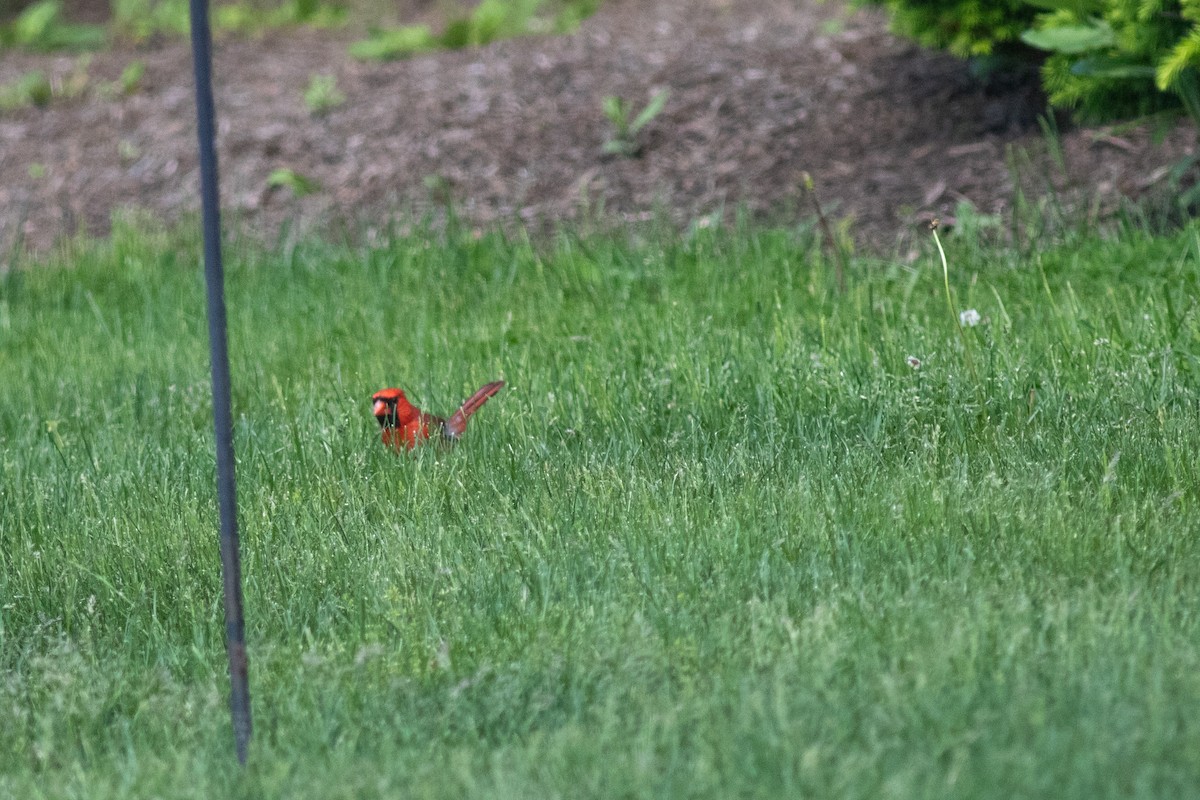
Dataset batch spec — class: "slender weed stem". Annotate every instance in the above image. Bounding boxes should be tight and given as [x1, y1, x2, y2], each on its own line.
[931, 220, 983, 412]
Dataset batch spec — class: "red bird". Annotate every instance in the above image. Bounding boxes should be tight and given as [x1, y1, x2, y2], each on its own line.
[372, 381, 504, 450]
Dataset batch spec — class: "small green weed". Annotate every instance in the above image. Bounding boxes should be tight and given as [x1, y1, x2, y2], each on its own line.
[0, 70, 53, 112]
[349, 0, 601, 61]
[0, 56, 92, 113]
[95, 60, 146, 100]
[266, 167, 321, 197]
[118, 59, 146, 94]
[348, 23, 438, 60]
[303, 73, 345, 116]
[0, 0, 106, 51]
[601, 89, 669, 157]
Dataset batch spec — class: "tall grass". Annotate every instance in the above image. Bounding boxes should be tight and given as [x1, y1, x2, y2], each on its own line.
[1, 215, 1198, 797]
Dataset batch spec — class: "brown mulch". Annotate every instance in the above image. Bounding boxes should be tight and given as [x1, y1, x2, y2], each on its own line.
[1, 0, 1197, 255]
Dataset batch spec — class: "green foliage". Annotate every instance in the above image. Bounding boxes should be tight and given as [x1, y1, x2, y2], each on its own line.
[0, 1, 585, 57]
[1, 217, 1200, 796]
[1022, 1, 1199, 122]
[0, 55, 94, 113]
[440, 0, 525, 47]
[852, 0, 1038, 56]
[110, 0, 345, 41]
[94, 59, 147, 100]
[110, 0, 190, 39]
[551, 0, 603, 31]
[0, 69, 52, 111]
[601, 89, 670, 157]
[265, 167, 321, 196]
[860, 0, 1200, 126]
[215, 0, 346, 33]
[116, 59, 146, 94]
[303, 73, 345, 115]
[349, 0, 601, 61]
[1020, 18, 1114, 52]
[0, 56, 145, 112]
[348, 23, 437, 60]
[0, 0, 106, 51]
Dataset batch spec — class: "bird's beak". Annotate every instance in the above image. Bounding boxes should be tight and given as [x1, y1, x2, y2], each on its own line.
[373, 399, 388, 418]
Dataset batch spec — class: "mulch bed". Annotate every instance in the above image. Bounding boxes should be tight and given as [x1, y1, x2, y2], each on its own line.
[1, 0, 1196, 254]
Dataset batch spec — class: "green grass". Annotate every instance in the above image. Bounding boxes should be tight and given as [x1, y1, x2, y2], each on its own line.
[2, 213, 1199, 798]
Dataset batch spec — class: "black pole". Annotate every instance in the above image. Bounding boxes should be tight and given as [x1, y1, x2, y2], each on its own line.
[188, 0, 251, 765]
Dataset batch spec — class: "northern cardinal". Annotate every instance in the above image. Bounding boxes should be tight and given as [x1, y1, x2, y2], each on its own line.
[372, 381, 504, 450]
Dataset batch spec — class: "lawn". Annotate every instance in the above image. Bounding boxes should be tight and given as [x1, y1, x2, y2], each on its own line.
[1, 213, 1198, 798]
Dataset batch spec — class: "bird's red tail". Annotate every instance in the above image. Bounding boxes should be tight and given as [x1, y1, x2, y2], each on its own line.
[445, 380, 504, 438]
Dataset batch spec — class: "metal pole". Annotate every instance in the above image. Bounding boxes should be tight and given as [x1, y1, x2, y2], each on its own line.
[188, 0, 252, 765]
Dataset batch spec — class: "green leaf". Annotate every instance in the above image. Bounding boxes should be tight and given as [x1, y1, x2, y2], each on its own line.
[1171, 69, 1200, 127]
[601, 138, 635, 156]
[47, 23, 106, 51]
[348, 25, 437, 61]
[266, 168, 320, 197]
[1068, 57, 1155, 80]
[467, 0, 511, 46]
[602, 95, 627, 126]
[0, 70, 53, 111]
[630, 89, 670, 133]
[13, 0, 61, 45]
[119, 61, 146, 94]
[1175, 177, 1200, 209]
[440, 18, 472, 49]
[303, 74, 344, 114]
[1017, 0, 1103, 13]
[1021, 21, 1115, 54]
[1156, 29, 1200, 92]
[6, 0, 105, 51]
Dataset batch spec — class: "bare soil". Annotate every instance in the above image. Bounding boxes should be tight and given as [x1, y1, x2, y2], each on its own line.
[1, 0, 1197, 254]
